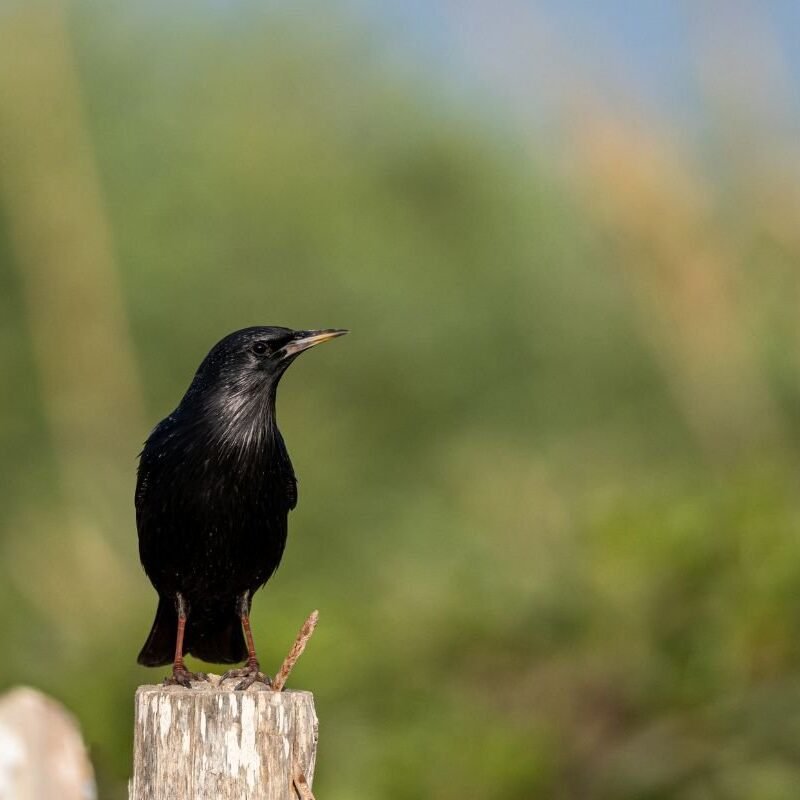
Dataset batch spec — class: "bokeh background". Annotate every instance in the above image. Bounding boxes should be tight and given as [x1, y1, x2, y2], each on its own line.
[3, 1, 800, 798]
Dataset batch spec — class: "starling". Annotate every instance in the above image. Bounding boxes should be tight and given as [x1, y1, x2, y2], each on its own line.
[135, 326, 346, 688]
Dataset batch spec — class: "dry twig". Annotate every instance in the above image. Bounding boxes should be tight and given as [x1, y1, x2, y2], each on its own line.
[293, 771, 316, 800]
[273, 610, 319, 691]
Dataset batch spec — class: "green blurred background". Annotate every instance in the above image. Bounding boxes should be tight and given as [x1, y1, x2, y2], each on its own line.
[3, 2, 800, 798]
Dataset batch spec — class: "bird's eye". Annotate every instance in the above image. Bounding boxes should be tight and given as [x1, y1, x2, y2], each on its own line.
[252, 342, 269, 355]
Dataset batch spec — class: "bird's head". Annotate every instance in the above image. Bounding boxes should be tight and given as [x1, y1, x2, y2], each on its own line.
[183, 326, 347, 420]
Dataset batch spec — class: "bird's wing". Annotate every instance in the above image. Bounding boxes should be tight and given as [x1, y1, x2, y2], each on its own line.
[271, 428, 298, 511]
[285, 474, 297, 510]
[135, 415, 180, 525]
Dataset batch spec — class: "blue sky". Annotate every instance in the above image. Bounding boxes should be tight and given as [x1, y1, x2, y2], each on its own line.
[356, 1, 800, 129]
[126, 0, 800, 132]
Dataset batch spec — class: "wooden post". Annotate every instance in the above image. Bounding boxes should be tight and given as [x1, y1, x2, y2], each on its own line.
[0, 687, 96, 800]
[129, 677, 318, 800]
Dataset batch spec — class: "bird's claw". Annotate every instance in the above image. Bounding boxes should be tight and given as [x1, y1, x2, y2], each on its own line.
[221, 662, 272, 691]
[163, 667, 209, 688]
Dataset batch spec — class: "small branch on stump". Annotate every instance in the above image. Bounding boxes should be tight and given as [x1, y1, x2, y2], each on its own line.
[293, 770, 316, 800]
[273, 609, 319, 692]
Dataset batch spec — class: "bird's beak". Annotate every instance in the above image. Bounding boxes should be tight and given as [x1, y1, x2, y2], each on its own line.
[280, 328, 348, 359]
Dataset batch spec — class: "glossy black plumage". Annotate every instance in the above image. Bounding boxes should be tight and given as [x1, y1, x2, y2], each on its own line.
[136, 326, 345, 673]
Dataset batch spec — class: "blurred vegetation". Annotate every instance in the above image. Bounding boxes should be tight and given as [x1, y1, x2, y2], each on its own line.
[2, 2, 800, 799]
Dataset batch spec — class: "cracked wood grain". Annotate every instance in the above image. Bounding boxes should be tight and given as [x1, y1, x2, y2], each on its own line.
[129, 677, 317, 800]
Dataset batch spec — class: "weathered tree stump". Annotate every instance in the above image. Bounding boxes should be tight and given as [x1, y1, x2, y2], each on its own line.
[129, 677, 318, 800]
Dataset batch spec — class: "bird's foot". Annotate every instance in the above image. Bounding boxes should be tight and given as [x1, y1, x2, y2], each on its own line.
[163, 665, 209, 689]
[221, 660, 272, 691]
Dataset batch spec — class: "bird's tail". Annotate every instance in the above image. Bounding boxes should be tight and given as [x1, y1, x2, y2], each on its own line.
[137, 597, 176, 667]
[137, 597, 248, 667]
[187, 612, 248, 665]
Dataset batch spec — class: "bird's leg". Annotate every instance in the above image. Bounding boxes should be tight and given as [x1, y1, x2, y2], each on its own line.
[221, 593, 272, 690]
[163, 593, 208, 688]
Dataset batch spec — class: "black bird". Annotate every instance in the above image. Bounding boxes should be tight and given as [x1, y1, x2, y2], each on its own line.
[136, 326, 346, 688]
